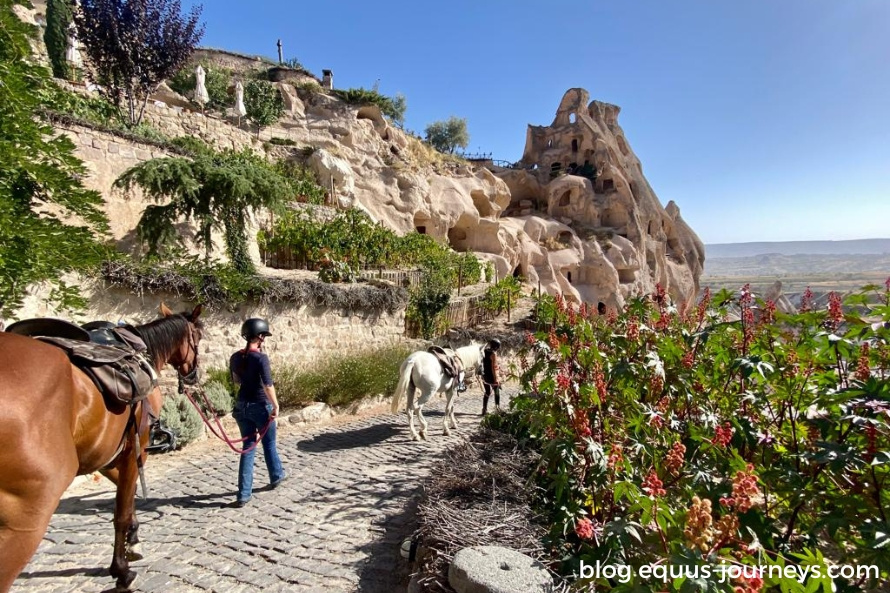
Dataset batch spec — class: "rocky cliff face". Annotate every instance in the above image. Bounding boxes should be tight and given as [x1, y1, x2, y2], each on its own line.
[492, 88, 705, 310]
[38, 27, 703, 312]
[266, 86, 704, 310]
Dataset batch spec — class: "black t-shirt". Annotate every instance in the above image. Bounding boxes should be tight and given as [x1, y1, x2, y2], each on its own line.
[482, 348, 499, 383]
[229, 349, 273, 403]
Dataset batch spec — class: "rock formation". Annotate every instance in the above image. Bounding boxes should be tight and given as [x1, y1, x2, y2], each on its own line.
[25, 14, 704, 313]
[284, 87, 705, 311]
[485, 88, 705, 310]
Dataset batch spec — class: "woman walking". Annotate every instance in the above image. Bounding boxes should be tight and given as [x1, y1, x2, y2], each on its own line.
[481, 338, 502, 415]
[229, 318, 286, 507]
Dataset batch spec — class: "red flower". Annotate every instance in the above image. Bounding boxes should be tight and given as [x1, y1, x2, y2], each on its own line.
[827, 291, 843, 328]
[712, 423, 734, 447]
[556, 372, 571, 392]
[642, 469, 666, 497]
[574, 517, 599, 542]
[695, 287, 711, 324]
[855, 343, 871, 382]
[627, 316, 640, 341]
[761, 299, 776, 326]
[799, 287, 814, 313]
[730, 464, 763, 513]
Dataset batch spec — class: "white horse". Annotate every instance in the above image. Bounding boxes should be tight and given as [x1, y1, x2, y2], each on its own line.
[390, 342, 485, 441]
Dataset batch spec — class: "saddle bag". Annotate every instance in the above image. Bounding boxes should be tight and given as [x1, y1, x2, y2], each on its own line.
[37, 336, 158, 412]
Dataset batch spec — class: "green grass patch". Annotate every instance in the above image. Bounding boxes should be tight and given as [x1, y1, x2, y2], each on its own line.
[274, 343, 413, 409]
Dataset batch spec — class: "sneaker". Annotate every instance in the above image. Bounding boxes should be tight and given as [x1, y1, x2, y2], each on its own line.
[232, 498, 250, 508]
[270, 474, 288, 489]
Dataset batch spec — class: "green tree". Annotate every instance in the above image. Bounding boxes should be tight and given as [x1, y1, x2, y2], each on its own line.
[44, 0, 73, 79]
[0, 0, 109, 316]
[74, 0, 204, 126]
[407, 251, 456, 339]
[244, 79, 284, 137]
[390, 92, 407, 128]
[114, 149, 291, 274]
[424, 116, 469, 154]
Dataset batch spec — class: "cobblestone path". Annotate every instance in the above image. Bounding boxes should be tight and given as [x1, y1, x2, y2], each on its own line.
[12, 387, 507, 593]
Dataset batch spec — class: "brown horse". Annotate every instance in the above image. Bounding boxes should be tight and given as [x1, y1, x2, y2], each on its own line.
[0, 303, 203, 592]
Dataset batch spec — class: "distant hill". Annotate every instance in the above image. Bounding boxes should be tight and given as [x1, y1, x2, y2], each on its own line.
[705, 239, 890, 258]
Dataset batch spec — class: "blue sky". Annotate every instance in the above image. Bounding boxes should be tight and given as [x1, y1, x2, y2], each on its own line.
[184, 0, 890, 244]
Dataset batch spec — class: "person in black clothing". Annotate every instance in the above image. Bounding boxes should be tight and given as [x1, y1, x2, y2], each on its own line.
[229, 318, 286, 507]
[481, 338, 501, 415]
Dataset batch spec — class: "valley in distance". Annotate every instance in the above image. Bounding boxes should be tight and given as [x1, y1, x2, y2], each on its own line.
[701, 238, 890, 298]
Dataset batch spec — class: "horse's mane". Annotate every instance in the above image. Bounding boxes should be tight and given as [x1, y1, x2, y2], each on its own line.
[455, 342, 484, 367]
[129, 314, 200, 364]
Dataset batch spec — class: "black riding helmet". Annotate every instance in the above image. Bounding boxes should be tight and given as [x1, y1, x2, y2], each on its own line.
[241, 318, 272, 341]
[488, 338, 501, 350]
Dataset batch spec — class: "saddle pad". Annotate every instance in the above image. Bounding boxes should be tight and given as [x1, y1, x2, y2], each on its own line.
[37, 336, 157, 409]
[5, 318, 90, 342]
[38, 336, 133, 365]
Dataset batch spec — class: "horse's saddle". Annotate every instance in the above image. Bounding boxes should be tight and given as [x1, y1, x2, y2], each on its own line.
[5, 318, 157, 412]
[428, 345, 463, 379]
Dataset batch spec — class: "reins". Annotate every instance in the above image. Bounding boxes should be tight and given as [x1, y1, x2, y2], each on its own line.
[178, 376, 274, 455]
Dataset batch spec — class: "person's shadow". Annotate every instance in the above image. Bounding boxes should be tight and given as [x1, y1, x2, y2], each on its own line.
[297, 423, 399, 452]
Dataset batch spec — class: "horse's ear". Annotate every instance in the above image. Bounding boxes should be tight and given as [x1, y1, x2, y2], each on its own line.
[191, 304, 203, 320]
[159, 302, 174, 317]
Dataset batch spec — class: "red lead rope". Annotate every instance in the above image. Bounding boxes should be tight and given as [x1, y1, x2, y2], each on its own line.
[180, 387, 274, 455]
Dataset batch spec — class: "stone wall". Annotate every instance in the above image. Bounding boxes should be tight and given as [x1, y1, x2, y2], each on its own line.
[62, 123, 175, 249]
[12, 279, 408, 374]
[141, 103, 261, 152]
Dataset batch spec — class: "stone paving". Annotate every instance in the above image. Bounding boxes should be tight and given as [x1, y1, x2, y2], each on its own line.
[12, 387, 510, 593]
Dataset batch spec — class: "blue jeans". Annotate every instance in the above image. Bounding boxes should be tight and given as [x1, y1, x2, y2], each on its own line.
[233, 400, 284, 502]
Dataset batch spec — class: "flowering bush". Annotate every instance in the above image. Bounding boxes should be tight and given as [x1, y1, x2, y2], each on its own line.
[501, 282, 890, 591]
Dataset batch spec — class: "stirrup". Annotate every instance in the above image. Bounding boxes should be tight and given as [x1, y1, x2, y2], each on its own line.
[457, 382, 468, 393]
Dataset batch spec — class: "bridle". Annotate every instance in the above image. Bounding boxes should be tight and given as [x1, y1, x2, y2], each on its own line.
[176, 322, 201, 389]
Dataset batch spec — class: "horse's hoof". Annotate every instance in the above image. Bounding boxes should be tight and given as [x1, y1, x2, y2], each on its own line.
[126, 548, 143, 562]
[115, 570, 137, 591]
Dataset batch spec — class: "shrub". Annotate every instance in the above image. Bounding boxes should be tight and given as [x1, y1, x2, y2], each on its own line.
[481, 275, 522, 315]
[295, 80, 323, 97]
[198, 379, 234, 417]
[274, 344, 413, 408]
[504, 282, 890, 590]
[244, 79, 284, 136]
[272, 159, 326, 204]
[268, 136, 297, 146]
[282, 57, 304, 70]
[318, 258, 357, 283]
[332, 87, 405, 123]
[159, 392, 203, 447]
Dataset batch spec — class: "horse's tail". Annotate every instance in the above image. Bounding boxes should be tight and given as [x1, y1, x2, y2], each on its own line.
[391, 358, 414, 414]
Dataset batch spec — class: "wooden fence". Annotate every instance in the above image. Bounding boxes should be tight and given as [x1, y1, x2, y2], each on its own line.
[405, 294, 494, 338]
[261, 246, 424, 288]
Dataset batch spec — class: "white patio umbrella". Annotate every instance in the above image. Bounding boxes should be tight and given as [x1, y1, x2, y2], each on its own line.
[194, 65, 209, 108]
[234, 80, 247, 124]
